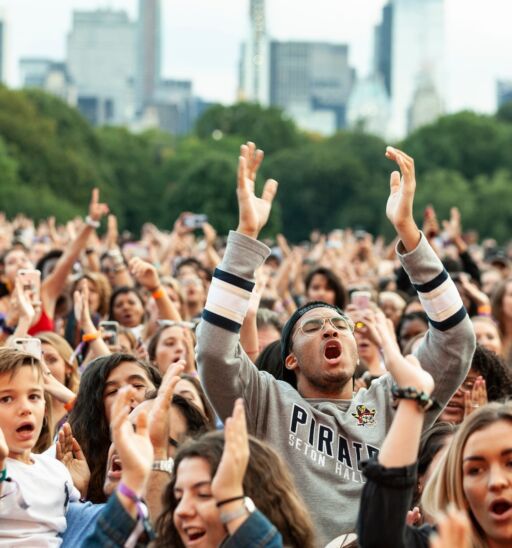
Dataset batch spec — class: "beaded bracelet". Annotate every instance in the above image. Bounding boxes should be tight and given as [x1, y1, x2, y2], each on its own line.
[391, 385, 436, 411]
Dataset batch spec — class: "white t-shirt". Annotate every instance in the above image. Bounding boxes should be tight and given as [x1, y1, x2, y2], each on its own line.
[0, 453, 80, 547]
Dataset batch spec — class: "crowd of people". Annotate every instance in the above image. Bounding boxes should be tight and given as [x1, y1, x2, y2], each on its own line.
[0, 142, 511, 547]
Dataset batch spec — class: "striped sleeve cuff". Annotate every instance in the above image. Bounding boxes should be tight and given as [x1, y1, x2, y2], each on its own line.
[413, 270, 467, 331]
[202, 268, 255, 333]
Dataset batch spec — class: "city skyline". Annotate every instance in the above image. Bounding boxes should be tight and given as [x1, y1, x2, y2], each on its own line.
[2, 0, 512, 115]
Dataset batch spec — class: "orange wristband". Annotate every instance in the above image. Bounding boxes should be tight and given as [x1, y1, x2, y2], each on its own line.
[152, 287, 166, 300]
[82, 332, 99, 343]
[477, 305, 492, 316]
[64, 397, 77, 413]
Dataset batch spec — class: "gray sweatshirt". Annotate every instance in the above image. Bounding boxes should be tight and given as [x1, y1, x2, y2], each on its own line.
[197, 231, 475, 546]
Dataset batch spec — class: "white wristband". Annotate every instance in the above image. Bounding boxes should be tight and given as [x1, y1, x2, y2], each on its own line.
[85, 215, 100, 229]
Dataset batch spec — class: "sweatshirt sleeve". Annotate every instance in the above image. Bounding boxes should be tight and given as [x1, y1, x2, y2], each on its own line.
[397, 233, 476, 428]
[196, 231, 273, 426]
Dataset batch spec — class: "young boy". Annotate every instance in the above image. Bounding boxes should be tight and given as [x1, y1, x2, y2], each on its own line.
[0, 348, 79, 546]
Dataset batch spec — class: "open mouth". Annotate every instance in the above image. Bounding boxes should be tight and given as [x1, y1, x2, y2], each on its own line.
[16, 423, 35, 440]
[107, 456, 123, 480]
[185, 528, 206, 544]
[490, 499, 512, 518]
[324, 340, 342, 361]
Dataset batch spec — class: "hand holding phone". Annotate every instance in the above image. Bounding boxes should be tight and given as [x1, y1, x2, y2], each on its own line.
[99, 321, 119, 346]
[11, 337, 42, 360]
[17, 269, 41, 306]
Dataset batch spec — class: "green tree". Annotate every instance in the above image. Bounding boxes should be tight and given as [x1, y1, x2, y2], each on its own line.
[195, 102, 302, 155]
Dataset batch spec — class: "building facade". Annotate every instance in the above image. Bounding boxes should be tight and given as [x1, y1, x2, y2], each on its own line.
[67, 9, 136, 126]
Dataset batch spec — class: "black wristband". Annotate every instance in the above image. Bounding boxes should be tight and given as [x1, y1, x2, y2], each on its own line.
[216, 495, 244, 508]
[391, 385, 436, 411]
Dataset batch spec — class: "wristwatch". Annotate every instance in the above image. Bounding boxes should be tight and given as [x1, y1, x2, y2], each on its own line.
[152, 458, 174, 475]
[219, 497, 256, 525]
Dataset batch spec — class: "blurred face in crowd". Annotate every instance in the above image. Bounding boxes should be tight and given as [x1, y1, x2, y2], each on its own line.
[354, 328, 380, 367]
[41, 343, 68, 386]
[306, 274, 336, 306]
[379, 294, 405, 328]
[472, 318, 503, 356]
[462, 420, 512, 545]
[3, 249, 33, 283]
[180, 275, 205, 306]
[286, 307, 358, 396]
[101, 256, 116, 287]
[481, 269, 502, 297]
[174, 378, 205, 416]
[438, 367, 480, 424]
[399, 317, 428, 351]
[29, 242, 50, 266]
[154, 326, 189, 374]
[163, 284, 183, 314]
[0, 366, 45, 461]
[102, 361, 154, 423]
[112, 291, 145, 328]
[173, 457, 226, 548]
[257, 324, 281, 354]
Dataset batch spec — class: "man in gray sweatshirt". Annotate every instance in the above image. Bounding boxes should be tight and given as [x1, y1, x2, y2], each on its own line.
[196, 144, 475, 545]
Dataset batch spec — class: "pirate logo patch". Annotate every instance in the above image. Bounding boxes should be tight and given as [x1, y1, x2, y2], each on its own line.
[352, 404, 377, 427]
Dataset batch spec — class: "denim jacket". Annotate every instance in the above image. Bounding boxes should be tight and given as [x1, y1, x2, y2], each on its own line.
[79, 493, 282, 547]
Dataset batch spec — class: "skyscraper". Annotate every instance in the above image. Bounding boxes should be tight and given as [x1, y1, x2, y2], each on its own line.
[388, 0, 444, 137]
[270, 41, 355, 134]
[374, 3, 393, 97]
[67, 9, 136, 126]
[240, 0, 269, 105]
[136, 0, 162, 114]
[497, 80, 512, 108]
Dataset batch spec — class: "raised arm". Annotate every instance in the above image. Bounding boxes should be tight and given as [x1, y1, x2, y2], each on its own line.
[196, 142, 278, 423]
[357, 312, 435, 548]
[385, 147, 476, 428]
[42, 189, 109, 317]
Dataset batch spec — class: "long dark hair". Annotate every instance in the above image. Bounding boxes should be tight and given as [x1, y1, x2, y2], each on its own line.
[305, 267, 347, 309]
[69, 353, 160, 503]
[155, 431, 316, 548]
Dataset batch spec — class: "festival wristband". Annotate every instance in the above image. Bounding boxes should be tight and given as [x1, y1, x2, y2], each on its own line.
[82, 332, 99, 343]
[0, 468, 7, 482]
[64, 397, 77, 413]
[151, 287, 166, 300]
[117, 482, 154, 547]
[477, 305, 492, 316]
[84, 216, 100, 229]
[216, 495, 245, 508]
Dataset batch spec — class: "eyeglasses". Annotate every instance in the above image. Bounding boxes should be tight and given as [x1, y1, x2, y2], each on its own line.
[296, 315, 354, 337]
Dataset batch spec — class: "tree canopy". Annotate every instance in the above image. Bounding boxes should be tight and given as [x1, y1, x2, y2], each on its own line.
[1, 86, 511, 242]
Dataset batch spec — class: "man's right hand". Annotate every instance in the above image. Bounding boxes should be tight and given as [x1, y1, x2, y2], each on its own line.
[236, 142, 278, 239]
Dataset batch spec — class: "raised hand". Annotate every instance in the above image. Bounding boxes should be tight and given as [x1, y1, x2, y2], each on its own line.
[385, 147, 420, 251]
[73, 282, 94, 332]
[56, 422, 90, 498]
[111, 386, 153, 496]
[88, 188, 109, 223]
[236, 142, 278, 239]
[374, 310, 433, 395]
[129, 257, 160, 292]
[148, 361, 184, 459]
[464, 376, 488, 417]
[430, 506, 471, 548]
[211, 399, 249, 501]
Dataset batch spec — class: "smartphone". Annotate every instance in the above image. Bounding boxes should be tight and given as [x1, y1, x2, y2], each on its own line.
[99, 321, 119, 346]
[17, 269, 41, 305]
[183, 214, 208, 229]
[123, 243, 149, 260]
[11, 337, 42, 360]
[351, 290, 371, 310]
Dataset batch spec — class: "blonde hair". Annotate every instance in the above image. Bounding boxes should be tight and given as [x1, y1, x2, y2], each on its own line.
[422, 401, 512, 548]
[36, 332, 79, 393]
[0, 347, 42, 377]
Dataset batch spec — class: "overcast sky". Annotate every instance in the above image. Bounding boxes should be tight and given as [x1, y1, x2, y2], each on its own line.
[2, 0, 511, 113]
